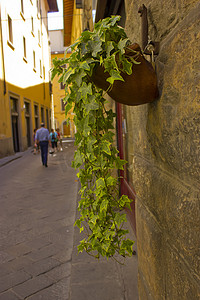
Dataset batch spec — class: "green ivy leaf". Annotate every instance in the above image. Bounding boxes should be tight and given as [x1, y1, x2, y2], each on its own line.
[101, 140, 111, 155]
[65, 103, 72, 115]
[118, 38, 129, 54]
[114, 213, 127, 227]
[79, 82, 92, 99]
[110, 15, 121, 26]
[80, 61, 90, 71]
[73, 69, 86, 87]
[63, 67, 76, 82]
[106, 69, 124, 85]
[120, 239, 134, 256]
[73, 150, 83, 168]
[96, 178, 105, 188]
[106, 41, 114, 56]
[106, 176, 117, 186]
[122, 59, 133, 75]
[100, 199, 108, 213]
[85, 97, 99, 112]
[87, 40, 102, 57]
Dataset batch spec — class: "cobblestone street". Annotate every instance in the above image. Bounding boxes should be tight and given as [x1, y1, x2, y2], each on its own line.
[0, 141, 138, 300]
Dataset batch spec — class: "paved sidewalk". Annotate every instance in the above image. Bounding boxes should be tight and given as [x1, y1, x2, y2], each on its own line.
[0, 141, 138, 300]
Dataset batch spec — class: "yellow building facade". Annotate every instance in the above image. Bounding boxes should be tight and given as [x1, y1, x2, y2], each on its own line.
[49, 0, 84, 138]
[0, 0, 58, 158]
[51, 50, 76, 137]
[49, 0, 95, 138]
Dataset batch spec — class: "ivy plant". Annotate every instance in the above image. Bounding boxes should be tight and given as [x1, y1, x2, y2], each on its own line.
[52, 16, 137, 259]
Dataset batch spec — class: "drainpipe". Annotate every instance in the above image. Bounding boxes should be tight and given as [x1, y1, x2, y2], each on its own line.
[51, 92, 55, 130]
[0, 8, 6, 95]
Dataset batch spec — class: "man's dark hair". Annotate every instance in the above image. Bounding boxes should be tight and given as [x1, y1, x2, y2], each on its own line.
[41, 123, 45, 127]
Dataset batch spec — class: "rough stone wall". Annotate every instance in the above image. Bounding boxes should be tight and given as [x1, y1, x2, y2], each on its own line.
[124, 0, 200, 299]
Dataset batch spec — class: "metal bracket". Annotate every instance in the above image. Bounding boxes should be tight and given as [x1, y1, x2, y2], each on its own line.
[138, 4, 159, 55]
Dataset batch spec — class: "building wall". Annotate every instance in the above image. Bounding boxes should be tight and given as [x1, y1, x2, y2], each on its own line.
[0, 0, 52, 157]
[71, 1, 82, 45]
[49, 30, 67, 52]
[51, 52, 75, 137]
[124, 0, 200, 299]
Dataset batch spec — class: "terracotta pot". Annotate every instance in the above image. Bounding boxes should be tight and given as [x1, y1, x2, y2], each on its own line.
[91, 43, 159, 106]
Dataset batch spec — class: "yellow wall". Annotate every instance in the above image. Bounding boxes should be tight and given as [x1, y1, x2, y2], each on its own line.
[51, 52, 75, 138]
[71, 1, 82, 45]
[0, 0, 52, 157]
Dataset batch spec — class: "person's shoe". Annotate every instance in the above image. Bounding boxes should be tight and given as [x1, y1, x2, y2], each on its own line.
[45, 164, 48, 167]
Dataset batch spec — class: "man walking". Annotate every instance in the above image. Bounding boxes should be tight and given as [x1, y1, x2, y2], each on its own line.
[35, 123, 50, 167]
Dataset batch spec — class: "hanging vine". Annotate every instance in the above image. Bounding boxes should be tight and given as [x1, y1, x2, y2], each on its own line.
[52, 16, 138, 259]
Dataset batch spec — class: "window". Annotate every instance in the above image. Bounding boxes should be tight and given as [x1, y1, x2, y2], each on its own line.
[34, 105, 39, 128]
[61, 99, 67, 111]
[23, 36, 27, 60]
[41, 107, 44, 122]
[11, 97, 18, 113]
[33, 51, 36, 71]
[21, 0, 24, 14]
[46, 109, 49, 129]
[8, 15, 13, 44]
[43, 66, 45, 80]
[76, 0, 83, 8]
[24, 102, 30, 115]
[60, 82, 65, 90]
[37, 0, 41, 17]
[31, 16, 34, 35]
[40, 60, 42, 77]
[38, 30, 40, 43]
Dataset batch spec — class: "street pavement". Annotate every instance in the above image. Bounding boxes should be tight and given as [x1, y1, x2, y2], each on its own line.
[0, 140, 138, 300]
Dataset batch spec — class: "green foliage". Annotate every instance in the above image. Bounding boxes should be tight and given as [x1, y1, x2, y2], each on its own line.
[52, 16, 137, 259]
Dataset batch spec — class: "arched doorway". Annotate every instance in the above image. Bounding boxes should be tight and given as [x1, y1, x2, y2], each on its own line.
[62, 120, 70, 137]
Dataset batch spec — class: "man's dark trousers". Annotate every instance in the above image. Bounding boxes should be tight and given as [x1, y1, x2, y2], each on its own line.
[39, 141, 48, 166]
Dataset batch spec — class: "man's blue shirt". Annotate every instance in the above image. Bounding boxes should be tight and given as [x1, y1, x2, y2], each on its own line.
[35, 127, 50, 142]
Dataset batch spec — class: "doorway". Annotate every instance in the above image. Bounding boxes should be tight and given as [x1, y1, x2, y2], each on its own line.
[12, 115, 19, 152]
[25, 102, 31, 147]
[10, 97, 20, 153]
[63, 121, 70, 137]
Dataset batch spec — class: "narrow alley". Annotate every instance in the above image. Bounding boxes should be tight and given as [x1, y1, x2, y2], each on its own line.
[0, 141, 138, 300]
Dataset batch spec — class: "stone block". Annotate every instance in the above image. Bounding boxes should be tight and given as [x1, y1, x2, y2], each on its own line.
[133, 157, 199, 278]
[45, 262, 71, 281]
[6, 244, 32, 257]
[71, 261, 120, 284]
[70, 281, 124, 300]
[28, 277, 71, 300]
[0, 291, 20, 300]
[165, 247, 200, 299]
[23, 257, 61, 277]
[138, 271, 154, 300]
[12, 274, 55, 299]
[27, 243, 63, 261]
[0, 270, 31, 293]
[52, 247, 72, 263]
[165, 188, 200, 277]
[136, 200, 165, 299]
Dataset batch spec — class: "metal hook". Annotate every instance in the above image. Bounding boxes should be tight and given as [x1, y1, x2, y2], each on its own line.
[138, 4, 159, 56]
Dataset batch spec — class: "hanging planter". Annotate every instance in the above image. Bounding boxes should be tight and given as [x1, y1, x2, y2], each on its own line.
[91, 43, 158, 105]
[52, 16, 158, 260]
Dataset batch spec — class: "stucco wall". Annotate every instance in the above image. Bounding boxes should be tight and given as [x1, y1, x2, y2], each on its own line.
[124, 0, 200, 299]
